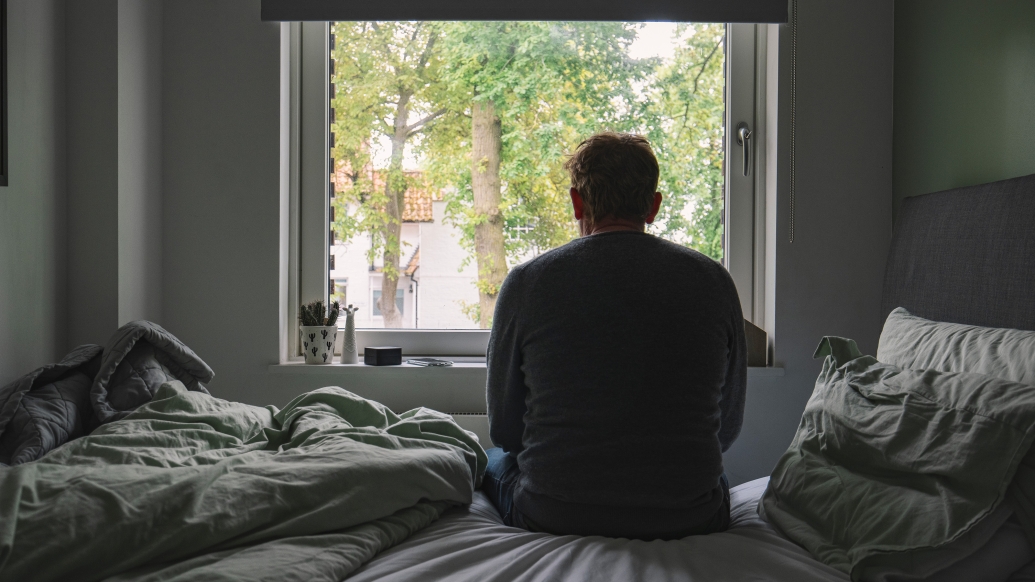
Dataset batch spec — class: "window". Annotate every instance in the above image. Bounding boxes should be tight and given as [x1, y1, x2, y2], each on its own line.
[332, 278, 348, 304]
[291, 21, 769, 357]
[372, 289, 405, 317]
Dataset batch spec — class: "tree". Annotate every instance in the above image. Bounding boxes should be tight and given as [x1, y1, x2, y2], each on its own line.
[421, 22, 646, 327]
[640, 24, 727, 261]
[330, 21, 728, 329]
[330, 22, 447, 327]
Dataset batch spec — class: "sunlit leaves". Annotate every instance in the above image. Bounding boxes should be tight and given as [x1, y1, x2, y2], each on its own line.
[330, 21, 728, 276]
[330, 21, 447, 265]
[422, 22, 647, 261]
[640, 24, 726, 260]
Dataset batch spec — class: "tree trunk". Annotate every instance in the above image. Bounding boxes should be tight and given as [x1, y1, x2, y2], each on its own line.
[379, 95, 410, 328]
[471, 99, 508, 329]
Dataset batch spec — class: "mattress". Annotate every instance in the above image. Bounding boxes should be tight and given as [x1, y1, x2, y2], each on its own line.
[348, 477, 848, 581]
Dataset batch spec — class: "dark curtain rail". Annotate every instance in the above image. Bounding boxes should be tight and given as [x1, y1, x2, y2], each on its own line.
[261, 0, 788, 23]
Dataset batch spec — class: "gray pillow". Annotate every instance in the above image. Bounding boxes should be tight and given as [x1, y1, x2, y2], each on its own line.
[877, 307, 1035, 384]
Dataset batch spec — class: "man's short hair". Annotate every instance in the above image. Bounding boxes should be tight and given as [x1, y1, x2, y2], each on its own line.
[564, 132, 660, 224]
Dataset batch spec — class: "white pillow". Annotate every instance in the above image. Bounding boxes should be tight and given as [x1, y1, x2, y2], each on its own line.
[877, 308, 1035, 384]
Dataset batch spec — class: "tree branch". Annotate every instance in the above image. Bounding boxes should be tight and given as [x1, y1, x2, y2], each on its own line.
[401, 23, 421, 64]
[376, 118, 393, 136]
[674, 101, 692, 143]
[404, 108, 447, 135]
[675, 35, 724, 143]
[691, 36, 724, 97]
[417, 32, 438, 74]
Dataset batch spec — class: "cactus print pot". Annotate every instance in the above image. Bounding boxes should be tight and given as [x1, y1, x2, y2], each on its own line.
[300, 326, 337, 364]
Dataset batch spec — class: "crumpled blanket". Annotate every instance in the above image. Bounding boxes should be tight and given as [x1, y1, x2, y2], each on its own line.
[0, 384, 486, 582]
[91, 320, 213, 423]
[0, 320, 213, 465]
[0, 344, 102, 466]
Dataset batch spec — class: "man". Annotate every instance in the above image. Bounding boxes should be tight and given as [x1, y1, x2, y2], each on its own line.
[483, 132, 747, 540]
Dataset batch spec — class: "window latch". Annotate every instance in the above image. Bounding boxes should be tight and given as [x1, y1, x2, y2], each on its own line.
[736, 122, 752, 177]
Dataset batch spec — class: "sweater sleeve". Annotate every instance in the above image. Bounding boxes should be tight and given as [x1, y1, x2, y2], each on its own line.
[486, 268, 527, 454]
[718, 274, 748, 453]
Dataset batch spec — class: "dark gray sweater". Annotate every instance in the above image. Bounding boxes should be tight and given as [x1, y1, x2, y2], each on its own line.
[486, 231, 747, 538]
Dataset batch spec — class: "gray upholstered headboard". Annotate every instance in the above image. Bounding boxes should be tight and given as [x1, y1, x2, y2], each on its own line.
[881, 173, 1035, 332]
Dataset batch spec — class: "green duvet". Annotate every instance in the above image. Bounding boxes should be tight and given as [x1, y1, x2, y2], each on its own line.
[0, 382, 486, 582]
[762, 337, 1035, 581]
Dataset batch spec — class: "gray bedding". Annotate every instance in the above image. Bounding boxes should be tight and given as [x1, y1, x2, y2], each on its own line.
[0, 384, 484, 582]
[91, 320, 213, 423]
[761, 337, 1035, 580]
[0, 344, 101, 466]
[0, 320, 212, 465]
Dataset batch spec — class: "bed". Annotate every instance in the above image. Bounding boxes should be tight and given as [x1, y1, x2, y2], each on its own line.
[1, 174, 1033, 582]
[348, 478, 845, 581]
[350, 172, 1035, 581]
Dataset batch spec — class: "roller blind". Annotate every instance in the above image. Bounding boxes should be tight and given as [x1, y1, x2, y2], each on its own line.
[260, 0, 788, 23]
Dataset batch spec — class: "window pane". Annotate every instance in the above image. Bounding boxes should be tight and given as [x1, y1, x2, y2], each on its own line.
[329, 21, 726, 330]
[371, 289, 405, 317]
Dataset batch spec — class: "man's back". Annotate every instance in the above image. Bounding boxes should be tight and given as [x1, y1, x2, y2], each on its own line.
[487, 231, 747, 539]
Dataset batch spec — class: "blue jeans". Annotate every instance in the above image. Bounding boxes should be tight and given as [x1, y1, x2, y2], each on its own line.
[483, 447, 523, 527]
[482, 447, 731, 535]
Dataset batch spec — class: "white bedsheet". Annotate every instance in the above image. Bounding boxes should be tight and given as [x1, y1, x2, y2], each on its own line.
[348, 477, 848, 581]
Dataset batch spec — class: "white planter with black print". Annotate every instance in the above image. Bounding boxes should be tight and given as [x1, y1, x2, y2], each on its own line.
[300, 326, 337, 364]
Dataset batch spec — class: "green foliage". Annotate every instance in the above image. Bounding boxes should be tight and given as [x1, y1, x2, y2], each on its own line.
[421, 22, 647, 260]
[300, 300, 341, 327]
[457, 300, 482, 328]
[330, 22, 447, 274]
[639, 24, 726, 260]
[329, 21, 729, 324]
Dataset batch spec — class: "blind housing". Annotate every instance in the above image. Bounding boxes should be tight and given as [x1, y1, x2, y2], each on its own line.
[261, 0, 788, 23]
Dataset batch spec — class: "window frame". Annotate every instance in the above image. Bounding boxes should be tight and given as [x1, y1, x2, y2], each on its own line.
[288, 21, 769, 360]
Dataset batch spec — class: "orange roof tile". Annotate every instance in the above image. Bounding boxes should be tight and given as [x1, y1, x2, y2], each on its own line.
[404, 247, 420, 276]
[402, 189, 433, 223]
[334, 160, 440, 223]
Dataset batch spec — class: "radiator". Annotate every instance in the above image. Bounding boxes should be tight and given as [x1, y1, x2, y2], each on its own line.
[448, 413, 493, 450]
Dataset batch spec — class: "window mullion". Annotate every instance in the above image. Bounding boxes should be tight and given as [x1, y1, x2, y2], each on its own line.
[299, 21, 331, 353]
[725, 23, 760, 323]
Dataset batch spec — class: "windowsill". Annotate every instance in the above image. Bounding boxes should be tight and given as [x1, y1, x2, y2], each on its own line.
[269, 361, 488, 373]
[747, 366, 785, 377]
[269, 362, 785, 377]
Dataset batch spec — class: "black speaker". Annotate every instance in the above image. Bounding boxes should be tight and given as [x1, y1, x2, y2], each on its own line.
[364, 346, 402, 366]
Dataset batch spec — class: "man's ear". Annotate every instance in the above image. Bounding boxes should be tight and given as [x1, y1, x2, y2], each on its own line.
[569, 188, 584, 221]
[645, 192, 663, 224]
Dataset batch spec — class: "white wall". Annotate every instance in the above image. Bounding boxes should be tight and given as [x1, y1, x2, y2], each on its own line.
[417, 201, 480, 329]
[66, 0, 119, 348]
[66, 0, 164, 347]
[330, 200, 481, 329]
[721, 0, 894, 484]
[0, 0, 67, 385]
[117, 0, 163, 325]
[331, 222, 420, 328]
[161, 0, 283, 404]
